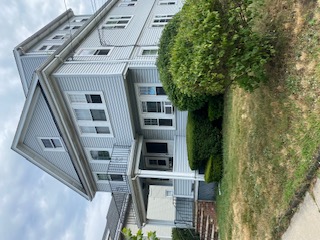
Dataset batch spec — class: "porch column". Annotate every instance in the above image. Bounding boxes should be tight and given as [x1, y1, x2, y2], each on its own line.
[136, 169, 204, 181]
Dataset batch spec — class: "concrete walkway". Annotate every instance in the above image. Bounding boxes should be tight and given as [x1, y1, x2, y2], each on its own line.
[282, 178, 320, 240]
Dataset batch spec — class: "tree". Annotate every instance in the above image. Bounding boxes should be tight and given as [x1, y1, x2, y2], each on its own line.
[122, 228, 159, 240]
[156, 12, 208, 111]
[158, 0, 275, 99]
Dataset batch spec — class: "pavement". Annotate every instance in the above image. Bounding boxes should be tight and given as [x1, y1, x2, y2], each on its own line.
[282, 177, 320, 240]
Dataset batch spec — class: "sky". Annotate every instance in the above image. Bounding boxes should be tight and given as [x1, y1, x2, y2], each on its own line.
[0, 0, 112, 239]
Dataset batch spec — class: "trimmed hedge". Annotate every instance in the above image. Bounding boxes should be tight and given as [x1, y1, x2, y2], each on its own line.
[172, 228, 200, 240]
[157, 12, 208, 111]
[187, 108, 222, 170]
[205, 155, 223, 182]
[208, 94, 224, 122]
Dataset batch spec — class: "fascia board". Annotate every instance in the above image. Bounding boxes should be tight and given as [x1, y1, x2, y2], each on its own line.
[14, 9, 74, 53]
[11, 75, 40, 150]
[11, 83, 90, 200]
[14, 144, 89, 200]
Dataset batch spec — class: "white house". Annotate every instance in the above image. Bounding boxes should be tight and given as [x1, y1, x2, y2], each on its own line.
[12, 0, 206, 239]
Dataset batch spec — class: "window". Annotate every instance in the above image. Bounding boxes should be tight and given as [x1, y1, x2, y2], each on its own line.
[74, 109, 107, 121]
[146, 142, 168, 153]
[135, 84, 175, 130]
[38, 45, 60, 51]
[66, 92, 113, 137]
[63, 25, 81, 30]
[77, 48, 111, 56]
[90, 150, 111, 160]
[119, 2, 136, 6]
[102, 15, 133, 29]
[109, 174, 123, 181]
[72, 18, 88, 23]
[80, 126, 110, 134]
[141, 101, 173, 114]
[159, 0, 177, 5]
[69, 93, 103, 104]
[50, 34, 67, 40]
[139, 86, 166, 95]
[144, 118, 173, 126]
[152, 15, 173, 27]
[96, 173, 123, 181]
[38, 138, 64, 151]
[145, 156, 171, 170]
[141, 48, 158, 56]
[97, 173, 108, 181]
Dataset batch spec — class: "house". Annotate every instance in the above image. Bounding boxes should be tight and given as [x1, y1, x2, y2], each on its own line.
[12, 0, 206, 238]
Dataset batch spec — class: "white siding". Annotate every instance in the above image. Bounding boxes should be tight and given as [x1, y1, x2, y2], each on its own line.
[23, 91, 81, 183]
[20, 55, 49, 91]
[55, 62, 126, 75]
[173, 136, 194, 198]
[54, 74, 134, 147]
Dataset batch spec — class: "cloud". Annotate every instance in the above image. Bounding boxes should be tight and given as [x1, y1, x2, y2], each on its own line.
[84, 192, 111, 240]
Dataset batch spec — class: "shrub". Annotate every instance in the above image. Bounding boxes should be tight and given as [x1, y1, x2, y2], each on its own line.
[164, 0, 274, 97]
[205, 155, 223, 183]
[172, 228, 200, 240]
[157, 12, 208, 111]
[187, 109, 222, 170]
[208, 94, 224, 121]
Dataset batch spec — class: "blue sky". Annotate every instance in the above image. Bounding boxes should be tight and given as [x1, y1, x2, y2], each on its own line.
[0, 1, 111, 239]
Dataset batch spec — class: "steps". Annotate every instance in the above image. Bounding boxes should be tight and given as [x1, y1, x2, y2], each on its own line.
[195, 201, 218, 240]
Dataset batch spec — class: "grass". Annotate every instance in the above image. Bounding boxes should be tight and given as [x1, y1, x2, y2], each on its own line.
[217, 0, 320, 239]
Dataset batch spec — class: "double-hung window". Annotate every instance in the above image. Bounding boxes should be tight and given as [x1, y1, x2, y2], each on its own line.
[136, 84, 175, 130]
[159, 0, 177, 5]
[38, 137, 64, 151]
[62, 25, 81, 30]
[141, 48, 158, 56]
[96, 173, 124, 182]
[67, 92, 113, 137]
[77, 48, 112, 56]
[102, 15, 133, 29]
[151, 15, 173, 27]
[38, 45, 60, 51]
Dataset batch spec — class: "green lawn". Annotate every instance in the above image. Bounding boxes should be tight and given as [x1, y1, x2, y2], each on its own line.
[217, 0, 320, 239]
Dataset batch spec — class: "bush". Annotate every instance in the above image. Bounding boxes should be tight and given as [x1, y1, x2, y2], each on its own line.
[187, 108, 222, 170]
[159, 0, 274, 97]
[208, 94, 224, 121]
[157, 12, 208, 111]
[172, 228, 200, 240]
[205, 155, 223, 182]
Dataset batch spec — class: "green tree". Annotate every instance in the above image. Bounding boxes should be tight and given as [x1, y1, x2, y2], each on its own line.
[157, 12, 208, 111]
[158, 0, 275, 98]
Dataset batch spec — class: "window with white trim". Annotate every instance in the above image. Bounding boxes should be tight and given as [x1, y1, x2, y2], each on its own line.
[66, 92, 113, 137]
[159, 0, 177, 5]
[38, 137, 64, 151]
[49, 34, 67, 40]
[72, 18, 88, 23]
[119, 2, 136, 6]
[96, 173, 124, 181]
[77, 48, 112, 56]
[141, 48, 158, 56]
[90, 150, 111, 160]
[38, 45, 60, 51]
[151, 15, 173, 27]
[102, 15, 133, 29]
[62, 25, 81, 30]
[135, 84, 175, 130]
